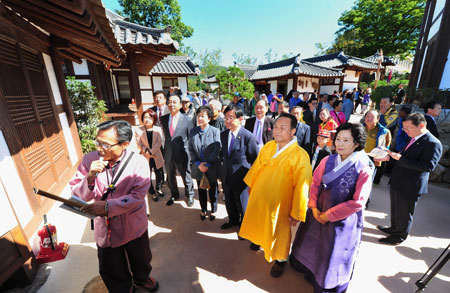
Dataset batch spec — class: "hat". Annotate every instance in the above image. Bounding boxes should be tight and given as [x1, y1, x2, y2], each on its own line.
[181, 95, 191, 102]
[234, 92, 241, 97]
[317, 129, 330, 138]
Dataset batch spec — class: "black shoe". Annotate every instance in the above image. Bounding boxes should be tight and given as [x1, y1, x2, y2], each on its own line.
[157, 190, 164, 197]
[187, 198, 194, 207]
[377, 225, 394, 234]
[135, 277, 159, 292]
[209, 214, 216, 221]
[250, 243, 260, 251]
[151, 195, 159, 202]
[166, 198, 175, 206]
[238, 236, 245, 241]
[220, 222, 238, 229]
[378, 236, 404, 246]
[270, 261, 286, 278]
[200, 213, 206, 221]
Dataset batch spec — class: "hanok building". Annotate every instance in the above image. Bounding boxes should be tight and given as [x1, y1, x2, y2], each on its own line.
[303, 51, 381, 92]
[0, 1, 176, 288]
[149, 55, 200, 97]
[235, 55, 345, 96]
[409, 0, 450, 89]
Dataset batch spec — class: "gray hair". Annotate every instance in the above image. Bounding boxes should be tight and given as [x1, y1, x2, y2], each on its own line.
[97, 120, 132, 143]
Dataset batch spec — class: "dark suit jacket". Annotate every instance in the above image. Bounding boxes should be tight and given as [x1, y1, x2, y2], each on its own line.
[295, 122, 311, 156]
[220, 127, 258, 193]
[390, 132, 442, 195]
[303, 106, 322, 144]
[244, 116, 274, 144]
[160, 113, 194, 165]
[311, 145, 331, 172]
[188, 126, 221, 182]
[424, 114, 439, 139]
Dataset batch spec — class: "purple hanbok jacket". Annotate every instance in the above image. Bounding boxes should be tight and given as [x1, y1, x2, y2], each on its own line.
[70, 150, 150, 248]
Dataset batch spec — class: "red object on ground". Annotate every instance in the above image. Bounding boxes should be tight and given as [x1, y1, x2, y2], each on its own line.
[131, 98, 135, 104]
[36, 222, 69, 264]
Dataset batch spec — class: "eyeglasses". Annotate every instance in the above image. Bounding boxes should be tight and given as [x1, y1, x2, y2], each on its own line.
[224, 116, 237, 121]
[94, 140, 121, 150]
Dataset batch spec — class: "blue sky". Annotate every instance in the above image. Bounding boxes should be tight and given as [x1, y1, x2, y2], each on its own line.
[103, 0, 356, 66]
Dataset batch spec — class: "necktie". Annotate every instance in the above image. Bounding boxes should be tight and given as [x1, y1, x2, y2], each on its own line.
[228, 133, 235, 156]
[255, 120, 262, 145]
[404, 137, 416, 151]
[169, 116, 175, 136]
[158, 108, 162, 122]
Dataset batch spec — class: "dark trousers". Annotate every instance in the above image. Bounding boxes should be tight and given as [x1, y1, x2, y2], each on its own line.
[197, 181, 218, 213]
[373, 162, 385, 184]
[165, 159, 194, 200]
[389, 187, 420, 240]
[223, 184, 244, 224]
[354, 99, 361, 112]
[289, 255, 349, 293]
[149, 158, 164, 194]
[97, 230, 152, 293]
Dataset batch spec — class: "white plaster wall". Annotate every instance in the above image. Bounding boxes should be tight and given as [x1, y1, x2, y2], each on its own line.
[178, 77, 188, 94]
[287, 78, 293, 93]
[320, 85, 340, 95]
[439, 48, 450, 89]
[139, 76, 152, 89]
[59, 113, 78, 166]
[297, 76, 318, 92]
[0, 131, 33, 228]
[141, 91, 154, 104]
[417, 46, 428, 86]
[269, 80, 277, 95]
[153, 77, 163, 91]
[72, 59, 89, 75]
[344, 70, 359, 82]
[42, 53, 63, 105]
[428, 14, 442, 42]
[0, 178, 18, 236]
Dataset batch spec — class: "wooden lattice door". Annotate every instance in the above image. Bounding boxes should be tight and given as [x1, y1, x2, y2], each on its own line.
[0, 36, 70, 193]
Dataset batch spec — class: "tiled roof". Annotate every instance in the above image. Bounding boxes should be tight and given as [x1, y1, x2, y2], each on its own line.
[203, 75, 218, 83]
[364, 53, 396, 66]
[106, 9, 179, 49]
[250, 55, 344, 80]
[235, 64, 258, 79]
[303, 51, 378, 70]
[150, 56, 199, 75]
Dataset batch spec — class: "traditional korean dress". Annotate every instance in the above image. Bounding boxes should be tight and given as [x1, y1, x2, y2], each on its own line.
[319, 119, 338, 147]
[290, 151, 373, 292]
[239, 138, 312, 262]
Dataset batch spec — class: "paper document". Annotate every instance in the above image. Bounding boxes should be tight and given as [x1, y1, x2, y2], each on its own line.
[367, 146, 389, 160]
[59, 196, 96, 219]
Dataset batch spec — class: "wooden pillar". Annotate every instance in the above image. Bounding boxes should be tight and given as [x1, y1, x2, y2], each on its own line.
[128, 52, 143, 122]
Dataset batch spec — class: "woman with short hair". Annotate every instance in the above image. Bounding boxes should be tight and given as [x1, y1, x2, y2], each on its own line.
[290, 122, 374, 293]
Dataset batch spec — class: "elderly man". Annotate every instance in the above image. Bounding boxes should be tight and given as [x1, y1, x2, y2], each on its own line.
[239, 113, 312, 277]
[181, 95, 195, 118]
[220, 104, 258, 230]
[291, 106, 311, 156]
[377, 113, 442, 245]
[161, 95, 195, 206]
[289, 91, 302, 110]
[379, 96, 398, 135]
[423, 101, 442, 139]
[151, 90, 170, 126]
[364, 110, 391, 188]
[70, 120, 159, 292]
[230, 92, 245, 112]
[245, 99, 274, 151]
[208, 99, 226, 131]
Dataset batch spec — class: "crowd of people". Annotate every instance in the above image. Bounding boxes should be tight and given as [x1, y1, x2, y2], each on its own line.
[70, 85, 443, 292]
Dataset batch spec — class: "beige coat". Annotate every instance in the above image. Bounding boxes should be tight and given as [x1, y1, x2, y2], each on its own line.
[135, 125, 164, 169]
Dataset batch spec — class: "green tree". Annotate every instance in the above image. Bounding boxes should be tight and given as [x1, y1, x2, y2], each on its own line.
[264, 48, 278, 63]
[215, 66, 254, 100]
[197, 48, 224, 77]
[232, 53, 258, 65]
[328, 0, 426, 58]
[66, 77, 107, 154]
[118, 0, 193, 42]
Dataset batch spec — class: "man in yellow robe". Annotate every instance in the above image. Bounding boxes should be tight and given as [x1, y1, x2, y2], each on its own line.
[239, 113, 312, 277]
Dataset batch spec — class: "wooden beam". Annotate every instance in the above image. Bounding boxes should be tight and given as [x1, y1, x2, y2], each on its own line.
[66, 49, 101, 65]
[128, 51, 143, 120]
[50, 35, 70, 49]
[58, 49, 82, 64]
[48, 0, 86, 15]
[70, 44, 121, 66]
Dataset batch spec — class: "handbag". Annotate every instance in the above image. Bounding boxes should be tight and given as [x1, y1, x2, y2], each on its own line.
[199, 173, 210, 189]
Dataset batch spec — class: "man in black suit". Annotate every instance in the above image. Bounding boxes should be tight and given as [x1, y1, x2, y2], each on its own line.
[302, 97, 321, 145]
[151, 90, 170, 126]
[290, 106, 311, 156]
[245, 99, 274, 151]
[376, 113, 442, 245]
[423, 100, 442, 139]
[220, 104, 259, 229]
[160, 95, 195, 206]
